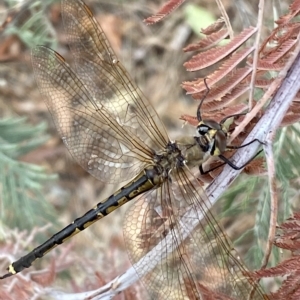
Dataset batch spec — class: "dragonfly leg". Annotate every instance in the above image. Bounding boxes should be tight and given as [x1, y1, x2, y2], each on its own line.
[199, 146, 264, 175]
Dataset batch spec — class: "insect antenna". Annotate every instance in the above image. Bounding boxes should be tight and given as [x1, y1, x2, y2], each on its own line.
[196, 78, 210, 122]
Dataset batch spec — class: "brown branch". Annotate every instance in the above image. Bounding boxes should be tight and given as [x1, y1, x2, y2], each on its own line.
[215, 0, 233, 39]
[248, 0, 264, 111]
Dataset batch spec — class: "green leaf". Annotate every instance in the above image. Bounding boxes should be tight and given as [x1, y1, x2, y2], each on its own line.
[0, 117, 57, 231]
[184, 4, 215, 36]
[220, 124, 299, 273]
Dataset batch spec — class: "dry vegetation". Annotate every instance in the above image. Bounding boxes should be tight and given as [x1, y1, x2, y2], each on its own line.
[0, 0, 300, 299]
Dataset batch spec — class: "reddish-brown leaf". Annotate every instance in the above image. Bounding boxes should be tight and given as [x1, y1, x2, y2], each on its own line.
[144, 0, 185, 24]
[276, 0, 300, 25]
[183, 29, 229, 52]
[184, 27, 257, 71]
[201, 18, 225, 35]
[183, 47, 254, 94]
[193, 85, 249, 112]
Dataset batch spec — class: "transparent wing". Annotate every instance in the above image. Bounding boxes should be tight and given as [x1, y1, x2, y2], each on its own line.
[61, 0, 169, 152]
[124, 168, 266, 299]
[32, 46, 155, 183]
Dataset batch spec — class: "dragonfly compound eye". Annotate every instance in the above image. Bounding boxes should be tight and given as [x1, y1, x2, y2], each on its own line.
[197, 124, 210, 135]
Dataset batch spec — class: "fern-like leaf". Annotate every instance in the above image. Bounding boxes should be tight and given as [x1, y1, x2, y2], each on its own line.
[144, 0, 185, 24]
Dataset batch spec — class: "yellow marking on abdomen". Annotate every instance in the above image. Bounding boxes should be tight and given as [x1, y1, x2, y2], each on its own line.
[105, 196, 129, 214]
[62, 227, 81, 243]
[43, 244, 58, 256]
[8, 265, 16, 275]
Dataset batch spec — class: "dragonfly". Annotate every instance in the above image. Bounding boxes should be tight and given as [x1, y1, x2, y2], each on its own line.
[0, 0, 266, 299]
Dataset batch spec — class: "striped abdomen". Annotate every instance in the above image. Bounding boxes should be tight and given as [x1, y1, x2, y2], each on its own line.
[1, 167, 156, 278]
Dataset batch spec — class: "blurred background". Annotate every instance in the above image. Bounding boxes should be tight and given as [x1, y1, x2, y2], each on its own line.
[0, 0, 297, 299]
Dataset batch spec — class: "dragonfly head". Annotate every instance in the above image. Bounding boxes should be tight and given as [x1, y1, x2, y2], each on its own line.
[196, 119, 228, 156]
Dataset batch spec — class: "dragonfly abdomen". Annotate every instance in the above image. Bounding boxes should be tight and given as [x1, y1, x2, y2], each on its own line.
[1, 167, 157, 278]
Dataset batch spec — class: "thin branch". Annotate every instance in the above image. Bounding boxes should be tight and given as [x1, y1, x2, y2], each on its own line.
[261, 130, 278, 269]
[248, 0, 265, 110]
[215, 0, 233, 39]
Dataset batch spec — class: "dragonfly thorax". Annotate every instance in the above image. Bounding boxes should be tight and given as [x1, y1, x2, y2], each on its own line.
[152, 141, 186, 177]
[175, 136, 209, 168]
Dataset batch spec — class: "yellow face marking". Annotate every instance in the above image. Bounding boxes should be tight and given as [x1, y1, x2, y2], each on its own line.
[207, 129, 217, 140]
[8, 265, 16, 275]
